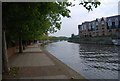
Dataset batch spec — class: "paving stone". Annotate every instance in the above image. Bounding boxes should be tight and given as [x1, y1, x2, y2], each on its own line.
[9, 53, 55, 67]
[23, 47, 42, 52]
[18, 75, 68, 79]
[16, 66, 65, 78]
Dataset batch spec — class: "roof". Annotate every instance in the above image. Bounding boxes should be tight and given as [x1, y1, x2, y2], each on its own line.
[106, 15, 120, 21]
[106, 15, 120, 19]
[78, 15, 120, 26]
[101, 17, 106, 21]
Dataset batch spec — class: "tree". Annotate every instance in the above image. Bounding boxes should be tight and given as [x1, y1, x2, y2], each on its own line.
[2, 31, 10, 73]
[79, 0, 101, 11]
[71, 34, 75, 38]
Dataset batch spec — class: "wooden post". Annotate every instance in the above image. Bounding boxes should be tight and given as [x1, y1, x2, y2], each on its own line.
[2, 31, 10, 73]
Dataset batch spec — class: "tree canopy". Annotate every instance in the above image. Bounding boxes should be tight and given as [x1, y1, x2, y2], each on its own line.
[79, 0, 101, 11]
[3, 2, 72, 40]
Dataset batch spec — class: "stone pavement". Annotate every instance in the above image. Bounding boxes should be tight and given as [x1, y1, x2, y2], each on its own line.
[7, 43, 86, 79]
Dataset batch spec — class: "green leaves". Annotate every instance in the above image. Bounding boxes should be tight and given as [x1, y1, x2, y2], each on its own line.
[79, 0, 101, 11]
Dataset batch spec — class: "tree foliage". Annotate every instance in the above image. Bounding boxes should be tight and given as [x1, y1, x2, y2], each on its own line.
[3, 2, 73, 40]
[40, 35, 68, 40]
[71, 34, 75, 38]
[78, 0, 101, 11]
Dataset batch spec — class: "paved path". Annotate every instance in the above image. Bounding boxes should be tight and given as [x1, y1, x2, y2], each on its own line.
[7, 43, 86, 79]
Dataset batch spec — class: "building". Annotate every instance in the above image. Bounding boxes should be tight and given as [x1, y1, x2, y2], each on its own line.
[106, 15, 120, 36]
[78, 15, 120, 38]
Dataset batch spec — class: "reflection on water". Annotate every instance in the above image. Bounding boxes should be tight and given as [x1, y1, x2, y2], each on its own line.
[44, 41, 120, 79]
[79, 44, 119, 71]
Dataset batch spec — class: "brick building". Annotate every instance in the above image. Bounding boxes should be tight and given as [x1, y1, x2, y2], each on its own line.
[78, 15, 120, 38]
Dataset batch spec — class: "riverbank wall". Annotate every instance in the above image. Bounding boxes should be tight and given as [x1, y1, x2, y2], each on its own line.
[68, 36, 114, 45]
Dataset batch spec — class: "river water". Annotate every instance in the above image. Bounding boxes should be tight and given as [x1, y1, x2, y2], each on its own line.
[43, 41, 120, 79]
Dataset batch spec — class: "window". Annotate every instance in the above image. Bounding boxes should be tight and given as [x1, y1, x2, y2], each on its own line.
[92, 22, 94, 28]
[84, 24, 86, 30]
[84, 24, 86, 27]
[92, 22, 94, 31]
[96, 27, 98, 30]
[102, 20, 104, 25]
[115, 18, 119, 26]
[108, 19, 112, 26]
[112, 22, 115, 29]
[82, 25, 84, 30]
[96, 21, 98, 31]
[82, 25, 84, 31]
[96, 21, 98, 26]
[80, 25, 82, 30]
[89, 23, 91, 30]
[107, 23, 109, 29]
[102, 20, 104, 29]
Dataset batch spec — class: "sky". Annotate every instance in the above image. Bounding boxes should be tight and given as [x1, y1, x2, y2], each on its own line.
[50, 0, 120, 37]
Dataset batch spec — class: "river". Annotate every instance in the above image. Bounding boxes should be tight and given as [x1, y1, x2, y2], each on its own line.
[43, 41, 120, 79]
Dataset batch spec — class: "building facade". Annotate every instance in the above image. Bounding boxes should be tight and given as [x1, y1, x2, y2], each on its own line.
[78, 15, 120, 38]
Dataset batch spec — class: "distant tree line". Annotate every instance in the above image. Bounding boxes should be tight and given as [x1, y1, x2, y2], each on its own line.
[40, 35, 68, 40]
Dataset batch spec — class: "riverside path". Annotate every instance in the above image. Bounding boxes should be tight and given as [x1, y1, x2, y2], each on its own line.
[4, 43, 86, 80]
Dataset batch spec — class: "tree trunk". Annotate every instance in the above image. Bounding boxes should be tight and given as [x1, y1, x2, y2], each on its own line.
[2, 31, 10, 73]
[22, 40, 26, 50]
[19, 36, 23, 53]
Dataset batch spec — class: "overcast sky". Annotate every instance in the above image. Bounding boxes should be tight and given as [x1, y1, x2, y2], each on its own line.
[50, 0, 120, 37]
